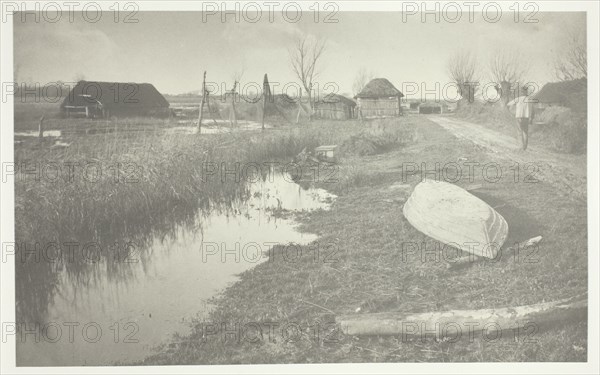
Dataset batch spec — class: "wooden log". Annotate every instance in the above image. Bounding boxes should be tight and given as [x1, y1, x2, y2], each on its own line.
[447, 235, 542, 270]
[337, 295, 587, 338]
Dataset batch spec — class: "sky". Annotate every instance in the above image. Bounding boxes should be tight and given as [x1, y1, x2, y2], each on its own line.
[14, 10, 585, 98]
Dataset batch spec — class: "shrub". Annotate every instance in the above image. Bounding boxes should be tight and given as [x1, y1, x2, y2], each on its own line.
[547, 111, 587, 154]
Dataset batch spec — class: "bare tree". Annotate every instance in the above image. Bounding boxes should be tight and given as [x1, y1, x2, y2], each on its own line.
[489, 48, 529, 105]
[289, 34, 326, 121]
[447, 50, 478, 104]
[352, 67, 375, 96]
[554, 24, 587, 81]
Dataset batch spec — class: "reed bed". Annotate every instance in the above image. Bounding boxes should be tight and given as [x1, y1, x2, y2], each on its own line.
[14, 114, 412, 324]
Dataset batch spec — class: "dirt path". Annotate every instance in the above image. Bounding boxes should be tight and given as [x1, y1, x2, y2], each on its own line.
[428, 116, 587, 200]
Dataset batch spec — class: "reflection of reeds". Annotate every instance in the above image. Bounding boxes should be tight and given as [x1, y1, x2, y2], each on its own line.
[14, 112, 414, 325]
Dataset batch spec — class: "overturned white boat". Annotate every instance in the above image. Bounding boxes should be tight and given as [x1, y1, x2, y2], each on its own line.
[403, 180, 508, 259]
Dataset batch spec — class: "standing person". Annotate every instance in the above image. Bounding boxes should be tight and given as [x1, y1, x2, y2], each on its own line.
[507, 86, 536, 151]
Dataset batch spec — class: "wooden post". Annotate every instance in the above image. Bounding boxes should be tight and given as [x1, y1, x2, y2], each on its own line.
[262, 74, 270, 131]
[230, 81, 238, 127]
[357, 99, 363, 122]
[205, 92, 218, 125]
[296, 88, 302, 124]
[307, 84, 313, 122]
[38, 115, 45, 142]
[198, 71, 206, 133]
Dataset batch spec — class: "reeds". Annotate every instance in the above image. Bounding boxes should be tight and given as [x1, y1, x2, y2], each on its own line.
[14, 114, 413, 324]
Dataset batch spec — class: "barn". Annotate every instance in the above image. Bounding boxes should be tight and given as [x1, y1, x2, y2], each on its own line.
[314, 93, 356, 120]
[61, 80, 170, 118]
[354, 78, 404, 118]
[533, 78, 587, 112]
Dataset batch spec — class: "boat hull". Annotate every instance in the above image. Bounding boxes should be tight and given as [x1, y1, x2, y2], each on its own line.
[403, 180, 508, 259]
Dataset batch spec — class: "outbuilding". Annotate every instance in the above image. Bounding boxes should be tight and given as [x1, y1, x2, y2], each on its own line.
[313, 93, 356, 120]
[61, 80, 170, 118]
[354, 78, 404, 118]
[533, 78, 587, 112]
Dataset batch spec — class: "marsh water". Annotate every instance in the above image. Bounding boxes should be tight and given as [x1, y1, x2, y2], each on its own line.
[16, 172, 334, 366]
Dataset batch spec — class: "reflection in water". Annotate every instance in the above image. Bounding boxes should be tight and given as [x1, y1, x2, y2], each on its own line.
[16, 173, 334, 366]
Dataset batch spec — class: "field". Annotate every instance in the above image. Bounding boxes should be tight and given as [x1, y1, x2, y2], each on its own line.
[13, 100, 587, 363]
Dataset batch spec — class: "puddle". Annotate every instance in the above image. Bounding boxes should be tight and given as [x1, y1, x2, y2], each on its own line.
[16, 173, 335, 366]
[15, 130, 62, 138]
[170, 120, 272, 134]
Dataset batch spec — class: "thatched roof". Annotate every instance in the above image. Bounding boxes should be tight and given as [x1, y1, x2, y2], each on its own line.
[533, 79, 586, 110]
[61, 81, 169, 109]
[355, 78, 404, 99]
[316, 93, 356, 106]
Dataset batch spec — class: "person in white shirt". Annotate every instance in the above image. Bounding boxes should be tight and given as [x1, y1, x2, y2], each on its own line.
[507, 86, 536, 151]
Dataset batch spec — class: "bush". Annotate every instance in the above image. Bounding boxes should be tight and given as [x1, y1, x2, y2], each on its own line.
[547, 111, 587, 154]
[338, 118, 415, 156]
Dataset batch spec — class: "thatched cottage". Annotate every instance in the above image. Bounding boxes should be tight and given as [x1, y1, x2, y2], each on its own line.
[354, 78, 404, 118]
[61, 81, 170, 118]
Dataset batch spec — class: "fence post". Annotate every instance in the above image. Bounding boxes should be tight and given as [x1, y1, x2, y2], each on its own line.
[38, 115, 45, 142]
[262, 74, 270, 131]
[198, 71, 206, 133]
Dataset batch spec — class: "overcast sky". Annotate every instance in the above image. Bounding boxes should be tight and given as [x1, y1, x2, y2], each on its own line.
[14, 11, 585, 97]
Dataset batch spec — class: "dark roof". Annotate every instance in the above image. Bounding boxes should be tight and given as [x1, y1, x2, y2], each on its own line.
[61, 81, 169, 109]
[533, 79, 586, 109]
[316, 93, 356, 106]
[355, 78, 404, 99]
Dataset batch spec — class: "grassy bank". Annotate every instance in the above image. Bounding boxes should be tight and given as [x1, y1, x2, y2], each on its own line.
[141, 115, 587, 364]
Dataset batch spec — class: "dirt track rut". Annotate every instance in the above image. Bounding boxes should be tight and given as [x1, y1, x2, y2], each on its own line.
[428, 116, 587, 200]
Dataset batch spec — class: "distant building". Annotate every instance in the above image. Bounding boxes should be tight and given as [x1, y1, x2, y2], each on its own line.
[313, 93, 356, 120]
[418, 102, 448, 114]
[409, 101, 420, 110]
[61, 81, 170, 118]
[354, 78, 404, 118]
